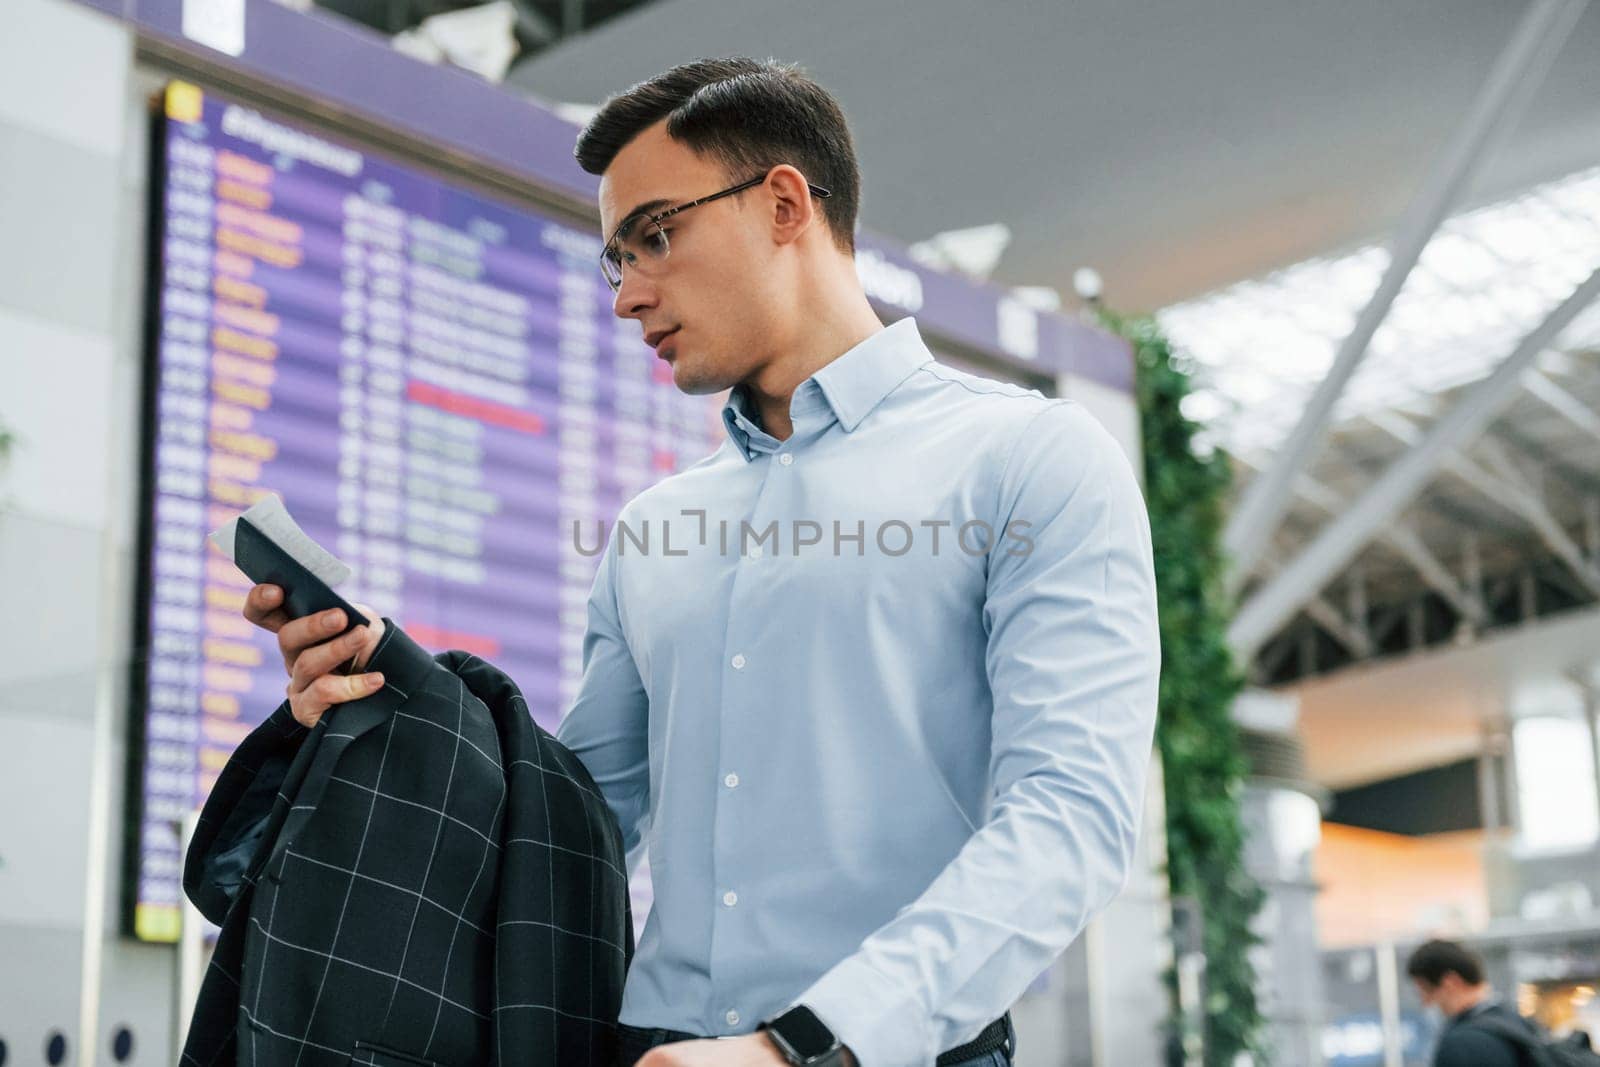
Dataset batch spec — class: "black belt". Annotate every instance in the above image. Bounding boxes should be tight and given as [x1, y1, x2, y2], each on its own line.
[616, 1013, 1012, 1066]
[934, 1014, 1013, 1065]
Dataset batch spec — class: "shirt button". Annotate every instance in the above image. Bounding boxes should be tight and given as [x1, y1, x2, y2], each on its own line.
[778, 453, 794, 466]
[747, 546, 762, 560]
[724, 772, 740, 788]
[725, 1009, 740, 1027]
[731, 653, 746, 670]
[723, 890, 738, 907]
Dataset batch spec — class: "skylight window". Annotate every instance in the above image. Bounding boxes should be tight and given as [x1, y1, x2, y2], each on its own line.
[1159, 165, 1600, 459]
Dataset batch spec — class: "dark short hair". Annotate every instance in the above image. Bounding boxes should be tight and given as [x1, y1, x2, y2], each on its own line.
[574, 57, 861, 254]
[1406, 939, 1486, 987]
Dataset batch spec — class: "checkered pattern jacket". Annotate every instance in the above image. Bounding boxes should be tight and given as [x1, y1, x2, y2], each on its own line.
[181, 620, 632, 1067]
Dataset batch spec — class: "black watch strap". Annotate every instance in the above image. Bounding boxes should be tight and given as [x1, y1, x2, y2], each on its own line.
[759, 1005, 844, 1067]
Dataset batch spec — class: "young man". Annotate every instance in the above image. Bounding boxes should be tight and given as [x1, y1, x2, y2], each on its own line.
[1407, 939, 1537, 1067]
[249, 57, 1159, 1067]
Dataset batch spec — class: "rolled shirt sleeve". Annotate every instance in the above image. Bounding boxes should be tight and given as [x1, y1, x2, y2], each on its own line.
[795, 401, 1162, 1067]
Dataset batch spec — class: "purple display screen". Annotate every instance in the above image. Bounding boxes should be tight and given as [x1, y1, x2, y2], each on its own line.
[130, 82, 717, 942]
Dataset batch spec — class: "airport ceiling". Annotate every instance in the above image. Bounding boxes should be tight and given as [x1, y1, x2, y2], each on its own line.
[506, 1, 1600, 689]
[506, 0, 1600, 312]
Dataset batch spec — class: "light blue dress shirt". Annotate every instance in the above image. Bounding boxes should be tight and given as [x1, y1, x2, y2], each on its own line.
[555, 316, 1160, 1067]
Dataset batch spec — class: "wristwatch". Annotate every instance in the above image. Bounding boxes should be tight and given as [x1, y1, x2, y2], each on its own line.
[758, 1005, 846, 1067]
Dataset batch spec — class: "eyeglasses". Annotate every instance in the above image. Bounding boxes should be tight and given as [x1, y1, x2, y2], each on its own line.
[600, 171, 832, 292]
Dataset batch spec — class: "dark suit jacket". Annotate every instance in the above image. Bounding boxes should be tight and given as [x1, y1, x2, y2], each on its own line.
[181, 620, 632, 1067]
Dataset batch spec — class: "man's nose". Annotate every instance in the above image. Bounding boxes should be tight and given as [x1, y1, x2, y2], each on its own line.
[612, 268, 657, 319]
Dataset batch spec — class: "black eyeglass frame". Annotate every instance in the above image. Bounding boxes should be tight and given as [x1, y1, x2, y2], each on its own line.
[600, 170, 833, 291]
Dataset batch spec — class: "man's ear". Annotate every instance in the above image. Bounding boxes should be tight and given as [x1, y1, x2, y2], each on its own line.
[764, 164, 818, 247]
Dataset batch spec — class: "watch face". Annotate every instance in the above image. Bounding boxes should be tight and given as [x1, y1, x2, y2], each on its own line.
[777, 1006, 837, 1059]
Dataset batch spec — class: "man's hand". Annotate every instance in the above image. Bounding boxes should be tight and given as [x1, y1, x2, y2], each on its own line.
[636, 1035, 784, 1067]
[243, 583, 386, 730]
[636, 1034, 856, 1067]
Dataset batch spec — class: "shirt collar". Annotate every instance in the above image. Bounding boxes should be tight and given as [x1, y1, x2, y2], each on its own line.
[719, 317, 933, 461]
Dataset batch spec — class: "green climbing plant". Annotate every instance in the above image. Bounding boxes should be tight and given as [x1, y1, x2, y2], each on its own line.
[1098, 309, 1267, 1066]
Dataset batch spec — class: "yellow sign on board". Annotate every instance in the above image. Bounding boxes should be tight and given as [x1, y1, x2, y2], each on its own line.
[166, 81, 204, 124]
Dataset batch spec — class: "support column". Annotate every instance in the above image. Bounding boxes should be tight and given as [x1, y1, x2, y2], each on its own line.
[1235, 690, 1326, 1067]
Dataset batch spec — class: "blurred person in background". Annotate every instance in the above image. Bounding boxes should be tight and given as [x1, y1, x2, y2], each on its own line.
[1407, 939, 1538, 1067]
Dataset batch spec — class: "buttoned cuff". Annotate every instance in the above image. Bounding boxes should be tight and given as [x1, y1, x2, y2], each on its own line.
[795, 956, 931, 1067]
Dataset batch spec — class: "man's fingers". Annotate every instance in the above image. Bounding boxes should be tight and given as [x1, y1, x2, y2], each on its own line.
[243, 584, 291, 632]
[288, 625, 371, 696]
[311, 671, 386, 708]
[288, 670, 384, 730]
[277, 608, 349, 675]
[345, 605, 385, 672]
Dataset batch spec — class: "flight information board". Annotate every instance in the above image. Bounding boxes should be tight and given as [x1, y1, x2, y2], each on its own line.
[130, 82, 722, 941]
